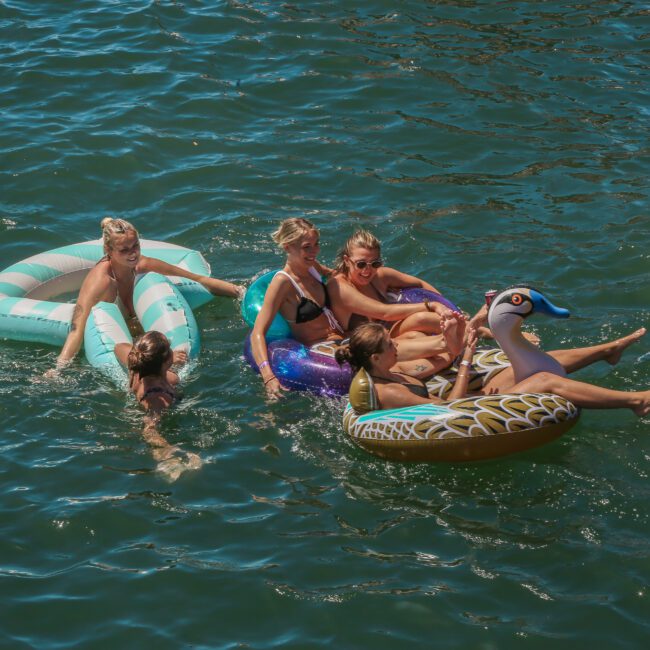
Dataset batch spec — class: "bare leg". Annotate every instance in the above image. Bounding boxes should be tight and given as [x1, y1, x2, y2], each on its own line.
[547, 327, 646, 372]
[394, 334, 448, 362]
[390, 311, 443, 337]
[483, 328, 646, 392]
[142, 415, 202, 481]
[511, 372, 650, 416]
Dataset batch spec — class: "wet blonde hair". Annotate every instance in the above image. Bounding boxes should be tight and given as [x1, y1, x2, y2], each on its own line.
[128, 331, 171, 378]
[271, 217, 318, 249]
[335, 229, 381, 275]
[335, 322, 387, 371]
[100, 217, 138, 252]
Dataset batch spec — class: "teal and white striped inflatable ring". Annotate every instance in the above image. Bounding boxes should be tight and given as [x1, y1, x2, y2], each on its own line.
[0, 239, 207, 379]
[84, 272, 200, 380]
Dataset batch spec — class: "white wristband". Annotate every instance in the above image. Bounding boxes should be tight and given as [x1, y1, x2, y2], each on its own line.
[460, 360, 471, 367]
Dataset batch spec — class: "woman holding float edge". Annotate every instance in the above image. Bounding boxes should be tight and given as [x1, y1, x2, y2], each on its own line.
[114, 331, 201, 481]
[49, 218, 244, 374]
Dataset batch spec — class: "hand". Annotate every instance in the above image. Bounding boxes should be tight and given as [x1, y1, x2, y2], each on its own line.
[465, 326, 478, 354]
[43, 368, 60, 380]
[264, 376, 287, 401]
[44, 358, 70, 379]
[172, 350, 188, 365]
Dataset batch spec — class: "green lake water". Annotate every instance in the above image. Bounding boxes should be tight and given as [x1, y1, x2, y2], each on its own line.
[1, 1, 649, 647]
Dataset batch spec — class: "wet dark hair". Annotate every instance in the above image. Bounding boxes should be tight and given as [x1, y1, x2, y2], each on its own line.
[335, 322, 387, 371]
[127, 331, 171, 377]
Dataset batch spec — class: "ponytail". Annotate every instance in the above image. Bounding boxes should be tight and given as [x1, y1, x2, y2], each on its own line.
[335, 323, 386, 371]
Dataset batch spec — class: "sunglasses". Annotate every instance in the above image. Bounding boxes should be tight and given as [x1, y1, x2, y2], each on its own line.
[349, 258, 383, 270]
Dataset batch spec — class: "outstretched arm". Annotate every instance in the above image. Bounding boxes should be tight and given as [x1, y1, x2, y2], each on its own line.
[329, 278, 441, 323]
[380, 267, 440, 294]
[139, 255, 244, 298]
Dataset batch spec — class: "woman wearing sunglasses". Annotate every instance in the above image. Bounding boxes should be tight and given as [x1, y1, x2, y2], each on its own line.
[327, 229, 475, 377]
[250, 219, 460, 398]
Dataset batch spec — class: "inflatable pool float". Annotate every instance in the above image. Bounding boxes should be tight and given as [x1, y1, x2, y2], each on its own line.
[342, 286, 581, 462]
[0, 239, 207, 378]
[241, 270, 463, 396]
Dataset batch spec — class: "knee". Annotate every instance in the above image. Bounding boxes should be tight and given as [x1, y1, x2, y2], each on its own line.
[413, 311, 440, 329]
[528, 372, 557, 392]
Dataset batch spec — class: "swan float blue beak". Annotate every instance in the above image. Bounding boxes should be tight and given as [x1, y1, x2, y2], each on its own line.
[529, 289, 570, 319]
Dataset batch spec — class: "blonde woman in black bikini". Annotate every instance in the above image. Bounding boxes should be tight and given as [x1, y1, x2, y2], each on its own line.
[250, 218, 346, 399]
[115, 331, 202, 481]
[48, 217, 244, 375]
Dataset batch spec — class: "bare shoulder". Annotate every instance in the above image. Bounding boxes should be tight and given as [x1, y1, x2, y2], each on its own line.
[135, 254, 154, 273]
[78, 262, 113, 299]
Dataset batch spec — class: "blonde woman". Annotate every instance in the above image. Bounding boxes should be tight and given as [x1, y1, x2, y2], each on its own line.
[250, 218, 345, 399]
[327, 229, 471, 377]
[49, 217, 243, 374]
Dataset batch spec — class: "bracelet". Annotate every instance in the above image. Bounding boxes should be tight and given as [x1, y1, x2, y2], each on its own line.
[263, 375, 277, 385]
[259, 360, 270, 371]
[460, 360, 472, 367]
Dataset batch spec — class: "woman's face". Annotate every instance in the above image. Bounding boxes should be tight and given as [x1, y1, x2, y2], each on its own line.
[345, 246, 382, 286]
[371, 331, 397, 369]
[285, 230, 320, 267]
[109, 230, 141, 268]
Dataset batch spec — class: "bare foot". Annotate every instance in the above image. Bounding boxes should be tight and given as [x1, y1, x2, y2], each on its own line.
[606, 328, 646, 366]
[522, 331, 541, 346]
[442, 313, 466, 357]
[632, 391, 650, 417]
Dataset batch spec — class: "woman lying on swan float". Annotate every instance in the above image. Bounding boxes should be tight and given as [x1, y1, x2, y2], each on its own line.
[337, 286, 647, 462]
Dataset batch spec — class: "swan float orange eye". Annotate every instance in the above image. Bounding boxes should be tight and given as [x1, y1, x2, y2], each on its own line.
[511, 293, 524, 305]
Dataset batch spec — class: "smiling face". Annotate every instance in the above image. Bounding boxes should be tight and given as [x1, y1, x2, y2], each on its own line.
[345, 246, 383, 286]
[108, 229, 141, 268]
[285, 229, 320, 268]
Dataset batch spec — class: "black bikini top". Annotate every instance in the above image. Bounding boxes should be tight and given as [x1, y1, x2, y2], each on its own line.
[139, 386, 176, 403]
[277, 269, 343, 332]
[371, 373, 429, 399]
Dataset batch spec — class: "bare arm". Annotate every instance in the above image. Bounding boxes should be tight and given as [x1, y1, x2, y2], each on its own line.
[379, 266, 440, 294]
[313, 260, 333, 278]
[447, 327, 478, 400]
[250, 274, 291, 399]
[329, 278, 434, 323]
[54, 272, 112, 368]
[138, 255, 244, 298]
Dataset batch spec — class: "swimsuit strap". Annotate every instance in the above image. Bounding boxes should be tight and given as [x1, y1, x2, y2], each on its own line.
[139, 386, 176, 403]
[275, 270, 306, 297]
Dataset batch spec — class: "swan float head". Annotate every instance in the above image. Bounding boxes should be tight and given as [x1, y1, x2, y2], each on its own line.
[489, 286, 569, 326]
[487, 286, 569, 384]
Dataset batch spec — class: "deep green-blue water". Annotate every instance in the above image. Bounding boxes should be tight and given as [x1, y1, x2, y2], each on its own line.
[1, 1, 649, 647]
